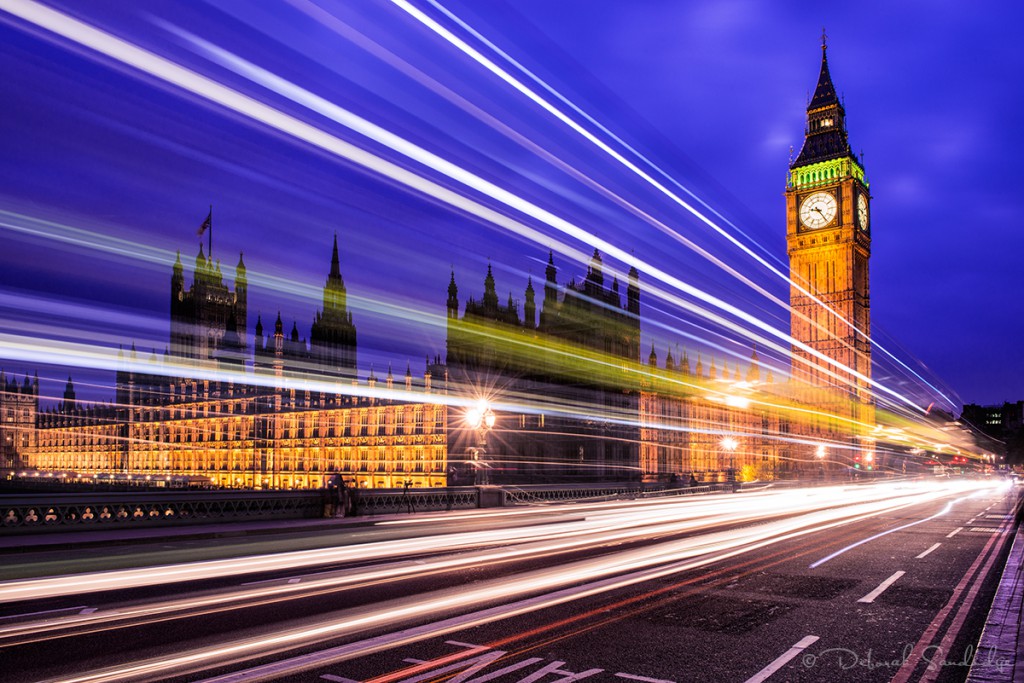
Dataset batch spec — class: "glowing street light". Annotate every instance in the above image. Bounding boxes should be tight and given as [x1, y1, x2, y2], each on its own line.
[465, 400, 496, 431]
[815, 444, 827, 459]
[465, 400, 496, 485]
[719, 437, 739, 490]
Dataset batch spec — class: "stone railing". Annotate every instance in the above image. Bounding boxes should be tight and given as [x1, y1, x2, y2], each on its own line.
[352, 487, 479, 516]
[0, 481, 732, 534]
[501, 482, 729, 505]
[0, 490, 323, 534]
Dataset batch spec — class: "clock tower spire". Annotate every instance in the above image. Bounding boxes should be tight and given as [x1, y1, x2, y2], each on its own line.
[786, 38, 873, 437]
[793, 35, 851, 167]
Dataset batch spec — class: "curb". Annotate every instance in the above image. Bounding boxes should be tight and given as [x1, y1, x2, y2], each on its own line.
[968, 499, 1024, 682]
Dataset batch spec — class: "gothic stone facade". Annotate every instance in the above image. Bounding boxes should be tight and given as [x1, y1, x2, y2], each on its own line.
[28, 239, 448, 489]
[445, 250, 642, 483]
[1, 372, 38, 471]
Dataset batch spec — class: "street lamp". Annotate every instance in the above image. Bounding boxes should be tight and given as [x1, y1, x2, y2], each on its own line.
[814, 444, 828, 482]
[466, 400, 496, 485]
[720, 436, 739, 489]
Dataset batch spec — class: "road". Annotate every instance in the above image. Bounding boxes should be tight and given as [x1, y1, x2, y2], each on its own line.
[0, 478, 1019, 683]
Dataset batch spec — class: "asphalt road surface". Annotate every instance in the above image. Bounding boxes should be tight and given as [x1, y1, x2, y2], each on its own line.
[0, 478, 1019, 683]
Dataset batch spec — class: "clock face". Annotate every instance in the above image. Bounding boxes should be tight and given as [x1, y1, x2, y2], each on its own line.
[799, 192, 838, 229]
[857, 194, 869, 230]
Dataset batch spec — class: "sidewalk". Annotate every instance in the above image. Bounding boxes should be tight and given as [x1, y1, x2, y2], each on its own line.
[968, 521, 1024, 682]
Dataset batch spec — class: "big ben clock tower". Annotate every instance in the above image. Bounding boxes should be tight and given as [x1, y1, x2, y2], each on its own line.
[787, 37, 873, 420]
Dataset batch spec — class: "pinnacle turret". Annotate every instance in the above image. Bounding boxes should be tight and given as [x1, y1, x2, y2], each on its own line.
[308, 235, 357, 376]
[447, 270, 459, 320]
[329, 233, 341, 280]
[747, 345, 761, 383]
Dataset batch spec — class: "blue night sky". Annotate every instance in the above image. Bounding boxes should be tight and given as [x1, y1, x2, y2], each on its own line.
[1, 1, 1022, 411]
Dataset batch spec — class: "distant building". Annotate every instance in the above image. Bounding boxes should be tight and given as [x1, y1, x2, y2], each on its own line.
[170, 245, 247, 362]
[784, 37, 874, 468]
[638, 38, 873, 482]
[309, 235, 357, 376]
[15, 41, 992, 489]
[640, 347, 793, 482]
[445, 250, 642, 483]
[961, 401, 1024, 464]
[0, 372, 38, 471]
[962, 402, 1024, 435]
[28, 238, 448, 489]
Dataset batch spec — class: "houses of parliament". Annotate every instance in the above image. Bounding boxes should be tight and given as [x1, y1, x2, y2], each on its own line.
[2, 44, 896, 489]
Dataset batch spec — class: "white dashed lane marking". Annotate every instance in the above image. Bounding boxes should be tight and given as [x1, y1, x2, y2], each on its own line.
[858, 571, 905, 604]
[743, 635, 820, 683]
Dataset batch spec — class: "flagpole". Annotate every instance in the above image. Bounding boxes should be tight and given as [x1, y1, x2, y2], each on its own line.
[197, 207, 212, 252]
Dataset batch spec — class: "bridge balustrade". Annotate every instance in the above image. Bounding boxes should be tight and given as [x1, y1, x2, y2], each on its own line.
[0, 481, 730, 534]
[0, 490, 322, 533]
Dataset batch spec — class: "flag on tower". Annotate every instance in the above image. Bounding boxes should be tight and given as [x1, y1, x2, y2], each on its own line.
[197, 208, 212, 236]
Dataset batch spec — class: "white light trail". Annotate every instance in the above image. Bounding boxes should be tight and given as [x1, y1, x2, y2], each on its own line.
[0, 0, 931, 416]
[0, 482, 996, 635]
[394, 0, 958, 412]
[170, 22, 927, 413]
[15, 480, 998, 683]
[0, 484, 890, 603]
[808, 499, 958, 568]
[282, 0, 795, 331]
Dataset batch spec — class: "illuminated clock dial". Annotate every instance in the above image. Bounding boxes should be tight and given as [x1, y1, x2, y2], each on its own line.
[799, 192, 838, 229]
[857, 193, 869, 230]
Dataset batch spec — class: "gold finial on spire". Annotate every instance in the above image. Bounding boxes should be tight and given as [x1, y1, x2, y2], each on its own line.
[822, 27, 828, 50]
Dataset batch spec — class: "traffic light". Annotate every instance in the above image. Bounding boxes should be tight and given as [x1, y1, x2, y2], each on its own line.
[853, 454, 861, 469]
